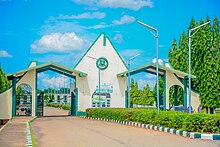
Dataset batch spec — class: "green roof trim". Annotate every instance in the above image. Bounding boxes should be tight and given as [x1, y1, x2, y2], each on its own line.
[117, 62, 196, 78]
[106, 36, 128, 70]
[117, 62, 153, 77]
[103, 34, 106, 46]
[74, 33, 104, 69]
[7, 62, 87, 78]
[174, 73, 199, 94]
[74, 32, 128, 70]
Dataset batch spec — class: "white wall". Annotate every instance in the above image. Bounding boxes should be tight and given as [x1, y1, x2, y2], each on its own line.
[0, 88, 12, 119]
[75, 34, 127, 111]
[165, 71, 200, 111]
[16, 69, 36, 117]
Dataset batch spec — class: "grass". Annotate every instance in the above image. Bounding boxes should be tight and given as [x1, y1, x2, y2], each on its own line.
[216, 109, 220, 114]
[29, 121, 37, 147]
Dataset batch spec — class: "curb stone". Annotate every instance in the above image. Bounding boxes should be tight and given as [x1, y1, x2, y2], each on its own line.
[81, 116, 220, 141]
[26, 117, 37, 147]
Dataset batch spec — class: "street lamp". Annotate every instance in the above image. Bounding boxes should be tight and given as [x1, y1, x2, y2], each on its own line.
[188, 21, 210, 113]
[87, 55, 101, 108]
[127, 54, 140, 108]
[138, 21, 160, 114]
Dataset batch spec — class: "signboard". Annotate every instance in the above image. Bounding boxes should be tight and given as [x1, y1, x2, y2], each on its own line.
[96, 83, 113, 93]
[92, 95, 106, 103]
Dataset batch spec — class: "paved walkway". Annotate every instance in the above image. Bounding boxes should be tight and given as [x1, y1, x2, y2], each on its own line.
[43, 106, 69, 116]
[0, 117, 31, 147]
[32, 108, 220, 147]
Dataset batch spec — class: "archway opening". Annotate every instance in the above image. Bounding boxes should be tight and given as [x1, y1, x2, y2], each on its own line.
[16, 83, 32, 116]
[37, 70, 76, 117]
[128, 72, 163, 109]
[169, 85, 184, 109]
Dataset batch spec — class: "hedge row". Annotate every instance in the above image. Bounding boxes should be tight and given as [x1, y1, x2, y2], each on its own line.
[86, 108, 220, 133]
[46, 103, 71, 110]
[131, 98, 154, 106]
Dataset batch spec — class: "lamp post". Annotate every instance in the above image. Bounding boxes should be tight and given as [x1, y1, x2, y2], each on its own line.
[138, 21, 160, 114]
[127, 54, 140, 108]
[87, 55, 101, 108]
[188, 21, 210, 113]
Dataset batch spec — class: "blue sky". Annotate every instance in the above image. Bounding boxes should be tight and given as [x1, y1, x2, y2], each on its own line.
[0, 0, 219, 89]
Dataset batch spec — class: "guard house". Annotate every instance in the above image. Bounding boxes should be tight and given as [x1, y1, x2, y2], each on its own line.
[0, 33, 200, 119]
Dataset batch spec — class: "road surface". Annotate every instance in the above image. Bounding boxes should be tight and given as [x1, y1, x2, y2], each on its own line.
[32, 107, 220, 147]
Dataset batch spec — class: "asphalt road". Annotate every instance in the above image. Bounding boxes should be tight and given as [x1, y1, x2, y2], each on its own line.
[32, 107, 220, 147]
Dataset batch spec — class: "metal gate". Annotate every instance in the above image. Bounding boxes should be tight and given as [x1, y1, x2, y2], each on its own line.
[16, 94, 32, 116]
[37, 92, 44, 117]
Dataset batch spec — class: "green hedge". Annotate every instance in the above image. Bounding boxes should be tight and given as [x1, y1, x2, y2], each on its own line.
[131, 98, 154, 106]
[47, 103, 71, 110]
[86, 108, 220, 133]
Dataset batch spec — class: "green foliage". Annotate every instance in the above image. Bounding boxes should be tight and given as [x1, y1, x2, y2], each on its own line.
[130, 79, 140, 98]
[168, 16, 220, 109]
[0, 65, 10, 92]
[131, 97, 154, 106]
[86, 108, 220, 133]
[169, 86, 184, 105]
[47, 103, 70, 110]
[152, 77, 164, 99]
[130, 78, 155, 106]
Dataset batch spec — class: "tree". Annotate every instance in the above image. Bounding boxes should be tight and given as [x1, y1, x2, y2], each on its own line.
[152, 77, 164, 106]
[168, 16, 220, 113]
[0, 65, 10, 92]
[140, 84, 151, 98]
[169, 86, 184, 106]
[129, 78, 155, 106]
[130, 79, 140, 99]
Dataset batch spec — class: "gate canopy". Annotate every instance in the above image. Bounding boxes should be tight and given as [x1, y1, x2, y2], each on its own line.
[7, 62, 87, 80]
[117, 62, 196, 79]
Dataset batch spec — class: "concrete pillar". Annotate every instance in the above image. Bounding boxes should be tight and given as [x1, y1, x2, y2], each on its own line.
[163, 72, 166, 111]
[12, 76, 16, 117]
[183, 77, 187, 108]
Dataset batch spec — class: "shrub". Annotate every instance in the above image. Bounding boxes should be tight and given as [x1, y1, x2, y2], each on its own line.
[131, 98, 154, 106]
[47, 103, 70, 110]
[86, 108, 220, 133]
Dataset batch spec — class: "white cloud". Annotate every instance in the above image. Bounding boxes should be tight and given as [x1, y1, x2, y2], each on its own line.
[0, 50, 12, 57]
[84, 7, 98, 11]
[112, 15, 135, 25]
[39, 20, 89, 35]
[137, 73, 157, 90]
[31, 32, 85, 53]
[138, 79, 147, 89]
[113, 34, 123, 43]
[89, 15, 135, 29]
[72, 0, 154, 11]
[57, 12, 106, 19]
[145, 73, 156, 79]
[88, 22, 110, 29]
[38, 73, 69, 89]
[138, 79, 155, 90]
[32, 52, 83, 67]
[152, 58, 164, 65]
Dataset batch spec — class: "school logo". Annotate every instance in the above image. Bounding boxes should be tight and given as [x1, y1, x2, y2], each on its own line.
[96, 57, 108, 70]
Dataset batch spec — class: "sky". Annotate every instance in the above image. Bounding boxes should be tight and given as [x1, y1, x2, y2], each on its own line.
[0, 0, 219, 90]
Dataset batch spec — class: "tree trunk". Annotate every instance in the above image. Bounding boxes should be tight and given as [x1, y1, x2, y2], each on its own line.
[210, 108, 214, 114]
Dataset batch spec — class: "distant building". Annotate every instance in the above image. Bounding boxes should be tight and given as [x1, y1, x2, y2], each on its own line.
[53, 82, 74, 104]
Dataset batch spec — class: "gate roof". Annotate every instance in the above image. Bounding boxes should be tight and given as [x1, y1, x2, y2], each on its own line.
[7, 62, 87, 80]
[117, 62, 196, 79]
